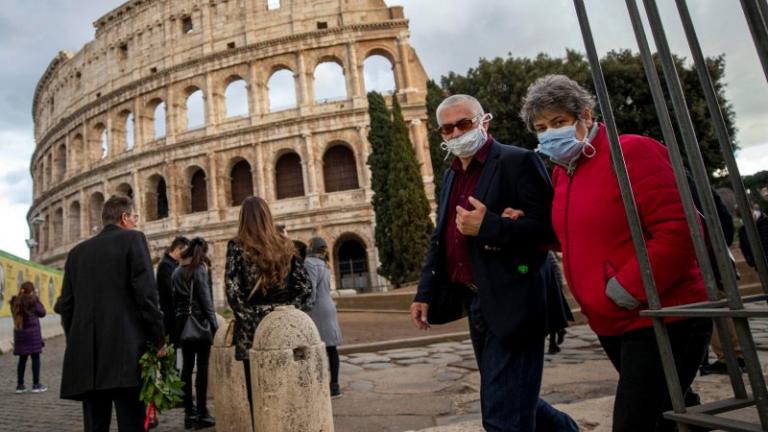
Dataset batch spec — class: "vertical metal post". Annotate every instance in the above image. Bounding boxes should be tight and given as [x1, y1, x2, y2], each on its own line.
[675, 0, 768, 297]
[740, 0, 768, 82]
[571, 1, 689, 428]
[624, 0, 747, 398]
[642, 0, 768, 427]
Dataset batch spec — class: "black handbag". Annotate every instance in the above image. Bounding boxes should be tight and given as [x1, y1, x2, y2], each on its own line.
[179, 279, 213, 344]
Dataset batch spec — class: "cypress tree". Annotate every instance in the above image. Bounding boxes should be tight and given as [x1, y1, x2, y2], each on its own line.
[366, 92, 395, 283]
[383, 96, 434, 287]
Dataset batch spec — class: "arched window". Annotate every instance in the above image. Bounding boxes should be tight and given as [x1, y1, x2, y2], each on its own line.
[125, 112, 135, 150]
[116, 183, 133, 200]
[69, 201, 81, 242]
[100, 129, 109, 159]
[54, 143, 67, 181]
[323, 145, 359, 192]
[224, 78, 249, 118]
[314, 61, 347, 103]
[334, 236, 370, 292]
[363, 55, 396, 94]
[147, 99, 166, 139]
[275, 153, 304, 199]
[190, 168, 208, 213]
[268, 69, 297, 112]
[230, 160, 254, 206]
[53, 207, 63, 248]
[145, 175, 169, 221]
[88, 192, 104, 234]
[186, 88, 205, 130]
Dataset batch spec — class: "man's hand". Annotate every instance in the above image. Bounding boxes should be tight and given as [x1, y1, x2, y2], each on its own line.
[456, 197, 487, 236]
[410, 302, 431, 331]
[501, 207, 525, 220]
[157, 344, 167, 358]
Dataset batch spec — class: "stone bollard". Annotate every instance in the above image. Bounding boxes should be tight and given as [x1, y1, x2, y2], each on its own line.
[210, 316, 253, 432]
[249, 305, 334, 432]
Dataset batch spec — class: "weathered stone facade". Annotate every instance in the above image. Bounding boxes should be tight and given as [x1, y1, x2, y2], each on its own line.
[28, 0, 433, 303]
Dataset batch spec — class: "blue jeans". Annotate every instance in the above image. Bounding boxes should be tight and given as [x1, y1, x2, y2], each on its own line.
[468, 296, 578, 432]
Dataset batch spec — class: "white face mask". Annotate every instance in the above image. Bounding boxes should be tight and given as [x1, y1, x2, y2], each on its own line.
[440, 113, 492, 158]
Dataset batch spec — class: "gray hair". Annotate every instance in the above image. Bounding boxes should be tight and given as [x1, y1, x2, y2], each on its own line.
[519, 74, 596, 132]
[436, 94, 484, 124]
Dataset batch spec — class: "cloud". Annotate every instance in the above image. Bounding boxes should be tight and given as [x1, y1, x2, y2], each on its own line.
[735, 142, 768, 176]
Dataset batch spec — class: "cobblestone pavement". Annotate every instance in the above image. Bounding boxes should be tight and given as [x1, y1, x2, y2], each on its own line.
[3, 314, 768, 432]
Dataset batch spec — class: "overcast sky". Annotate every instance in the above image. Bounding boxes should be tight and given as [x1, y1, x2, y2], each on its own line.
[1, 0, 767, 259]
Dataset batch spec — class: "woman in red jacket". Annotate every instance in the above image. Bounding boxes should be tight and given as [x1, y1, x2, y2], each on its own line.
[518, 74, 711, 432]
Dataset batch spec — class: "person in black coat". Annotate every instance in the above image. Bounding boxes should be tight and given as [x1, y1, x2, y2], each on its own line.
[57, 195, 164, 432]
[739, 206, 768, 270]
[172, 237, 217, 429]
[410, 95, 577, 431]
[156, 236, 190, 346]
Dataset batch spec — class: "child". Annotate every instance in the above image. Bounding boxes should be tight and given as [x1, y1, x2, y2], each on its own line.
[11, 281, 47, 394]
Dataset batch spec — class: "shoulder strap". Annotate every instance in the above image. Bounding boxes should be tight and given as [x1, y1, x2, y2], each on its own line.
[187, 276, 194, 314]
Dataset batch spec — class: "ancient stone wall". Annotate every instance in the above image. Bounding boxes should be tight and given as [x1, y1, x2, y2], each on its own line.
[28, 0, 433, 302]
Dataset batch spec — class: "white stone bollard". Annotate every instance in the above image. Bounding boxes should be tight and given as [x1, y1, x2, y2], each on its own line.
[249, 305, 334, 432]
[210, 316, 253, 432]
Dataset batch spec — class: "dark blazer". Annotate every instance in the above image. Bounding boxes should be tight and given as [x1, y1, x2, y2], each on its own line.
[57, 224, 164, 400]
[156, 253, 179, 342]
[414, 140, 555, 346]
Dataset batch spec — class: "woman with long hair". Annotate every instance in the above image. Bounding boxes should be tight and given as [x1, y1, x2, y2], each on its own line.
[172, 237, 218, 429]
[11, 281, 47, 394]
[225, 196, 312, 411]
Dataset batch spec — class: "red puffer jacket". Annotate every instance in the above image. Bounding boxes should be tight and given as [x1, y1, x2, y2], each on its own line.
[551, 123, 708, 337]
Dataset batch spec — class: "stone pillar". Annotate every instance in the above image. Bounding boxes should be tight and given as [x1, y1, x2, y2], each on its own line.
[408, 119, 430, 178]
[204, 73, 219, 134]
[249, 306, 334, 432]
[345, 43, 361, 98]
[355, 126, 371, 189]
[133, 98, 144, 150]
[297, 52, 312, 107]
[255, 142, 267, 198]
[211, 319, 253, 432]
[248, 64, 263, 121]
[208, 152, 222, 213]
[167, 163, 181, 228]
[397, 36, 413, 90]
[132, 170, 143, 223]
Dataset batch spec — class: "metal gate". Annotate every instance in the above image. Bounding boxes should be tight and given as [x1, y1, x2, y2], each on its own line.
[573, 0, 768, 430]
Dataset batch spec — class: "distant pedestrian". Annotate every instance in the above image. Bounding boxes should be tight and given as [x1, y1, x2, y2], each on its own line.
[11, 281, 47, 394]
[156, 236, 190, 347]
[172, 237, 217, 429]
[739, 205, 768, 271]
[304, 237, 343, 397]
[544, 253, 574, 354]
[57, 195, 165, 432]
[225, 196, 312, 415]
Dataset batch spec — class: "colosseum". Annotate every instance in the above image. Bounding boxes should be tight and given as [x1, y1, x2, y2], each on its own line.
[28, 0, 434, 304]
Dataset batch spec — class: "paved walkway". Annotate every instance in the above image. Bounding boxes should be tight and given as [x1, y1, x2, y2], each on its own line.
[2, 317, 768, 431]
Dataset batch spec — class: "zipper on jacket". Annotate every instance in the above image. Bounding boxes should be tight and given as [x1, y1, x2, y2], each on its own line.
[563, 174, 576, 300]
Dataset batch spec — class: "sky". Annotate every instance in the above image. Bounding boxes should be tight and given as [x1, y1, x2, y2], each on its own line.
[1, 0, 767, 259]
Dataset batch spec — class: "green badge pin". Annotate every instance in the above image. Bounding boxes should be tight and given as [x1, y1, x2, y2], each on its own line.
[517, 264, 529, 274]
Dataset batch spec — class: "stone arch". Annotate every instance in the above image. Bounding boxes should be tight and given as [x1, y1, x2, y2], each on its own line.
[275, 151, 304, 199]
[267, 68, 297, 112]
[333, 233, 370, 292]
[89, 122, 108, 162]
[88, 192, 105, 234]
[145, 98, 166, 140]
[363, 54, 396, 94]
[224, 75, 249, 118]
[314, 58, 347, 103]
[185, 165, 208, 213]
[68, 200, 81, 242]
[116, 182, 134, 200]
[323, 143, 359, 192]
[44, 152, 52, 188]
[229, 158, 254, 206]
[116, 109, 135, 152]
[184, 86, 206, 131]
[145, 174, 169, 221]
[52, 207, 64, 248]
[54, 142, 67, 181]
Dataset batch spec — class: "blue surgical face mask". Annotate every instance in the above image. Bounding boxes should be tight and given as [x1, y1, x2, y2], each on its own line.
[535, 122, 595, 167]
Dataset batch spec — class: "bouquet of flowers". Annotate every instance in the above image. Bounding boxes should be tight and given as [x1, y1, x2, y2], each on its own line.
[139, 338, 184, 431]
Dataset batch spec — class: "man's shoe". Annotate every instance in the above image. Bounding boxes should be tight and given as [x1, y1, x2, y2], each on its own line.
[330, 383, 342, 398]
[195, 411, 215, 429]
[31, 384, 48, 393]
[184, 412, 198, 430]
[700, 360, 729, 375]
[15, 385, 27, 394]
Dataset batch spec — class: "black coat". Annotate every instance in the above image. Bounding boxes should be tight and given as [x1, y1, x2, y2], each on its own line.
[57, 224, 164, 400]
[739, 215, 768, 269]
[415, 141, 555, 346]
[172, 265, 218, 342]
[156, 253, 179, 343]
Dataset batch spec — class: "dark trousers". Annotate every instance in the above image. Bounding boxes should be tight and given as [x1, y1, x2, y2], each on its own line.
[82, 388, 145, 432]
[17, 353, 41, 386]
[181, 341, 212, 414]
[598, 318, 712, 432]
[467, 296, 578, 432]
[326, 346, 340, 385]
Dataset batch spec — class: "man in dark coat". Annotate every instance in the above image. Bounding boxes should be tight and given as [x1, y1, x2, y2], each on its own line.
[410, 95, 577, 431]
[57, 195, 164, 431]
[156, 236, 189, 345]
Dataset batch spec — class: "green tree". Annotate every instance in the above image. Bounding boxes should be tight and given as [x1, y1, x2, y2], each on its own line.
[383, 96, 434, 287]
[426, 79, 450, 199]
[366, 92, 395, 283]
[439, 49, 736, 176]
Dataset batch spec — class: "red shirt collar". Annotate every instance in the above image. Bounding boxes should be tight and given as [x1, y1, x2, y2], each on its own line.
[450, 136, 493, 172]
